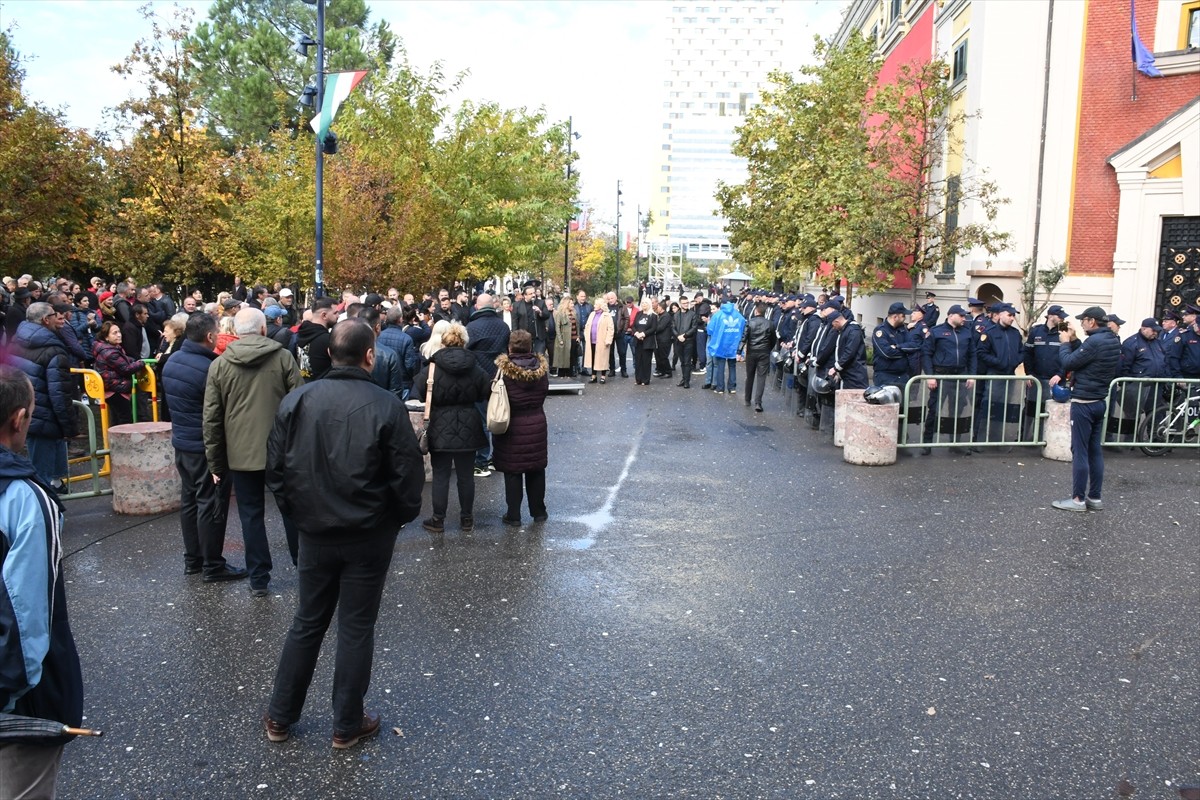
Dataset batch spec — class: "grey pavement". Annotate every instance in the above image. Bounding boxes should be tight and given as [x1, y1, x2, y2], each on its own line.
[57, 373, 1198, 799]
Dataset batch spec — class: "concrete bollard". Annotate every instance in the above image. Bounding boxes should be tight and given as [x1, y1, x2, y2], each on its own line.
[833, 389, 865, 447]
[1042, 400, 1072, 462]
[843, 402, 899, 466]
[408, 410, 434, 482]
[109, 422, 179, 514]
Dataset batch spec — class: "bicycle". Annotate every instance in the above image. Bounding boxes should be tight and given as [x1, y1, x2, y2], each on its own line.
[1137, 385, 1200, 457]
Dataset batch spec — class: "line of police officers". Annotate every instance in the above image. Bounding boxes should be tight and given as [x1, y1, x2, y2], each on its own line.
[759, 287, 1200, 447]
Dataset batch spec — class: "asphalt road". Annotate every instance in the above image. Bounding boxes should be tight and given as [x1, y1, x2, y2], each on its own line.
[55, 373, 1199, 799]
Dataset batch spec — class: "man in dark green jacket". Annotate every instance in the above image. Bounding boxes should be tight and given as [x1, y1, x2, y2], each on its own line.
[203, 308, 302, 596]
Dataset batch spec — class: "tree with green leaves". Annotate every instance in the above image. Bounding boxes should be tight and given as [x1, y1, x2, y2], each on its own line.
[717, 33, 878, 291]
[866, 58, 1010, 307]
[0, 31, 102, 277]
[88, 5, 235, 288]
[718, 34, 1010, 305]
[188, 0, 394, 145]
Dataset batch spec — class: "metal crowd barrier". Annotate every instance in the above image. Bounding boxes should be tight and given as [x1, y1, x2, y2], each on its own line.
[64, 368, 112, 499]
[1102, 377, 1200, 452]
[131, 358, 160, 423]
[897, 374, 1047, 449]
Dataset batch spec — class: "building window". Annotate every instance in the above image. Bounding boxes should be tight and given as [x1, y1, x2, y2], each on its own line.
[952, 40, 968, 85]
[1184, 2, 1200, 49]
[943, 175, 961, 273]
[869, 23, 879, 44]
[890, 0, 902, 23]
[661, 186, 671, 193]
[662, 144, 671, 151]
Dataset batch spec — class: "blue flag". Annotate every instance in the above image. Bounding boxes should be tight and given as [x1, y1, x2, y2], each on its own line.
[1131, 0, 1163, 77]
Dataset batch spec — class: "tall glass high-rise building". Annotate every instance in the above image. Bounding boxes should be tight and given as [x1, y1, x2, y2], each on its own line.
[647, 2, 790, 265]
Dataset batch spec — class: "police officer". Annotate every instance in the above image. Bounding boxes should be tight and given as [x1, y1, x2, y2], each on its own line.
[920, 291, 940, 329]
[792, 298, 821, 417]
[871, 302, 918, 390]
[1159, 308, 1181, 340]
[919, 304, 976, 454]
[806, 302, 840, 429]
[1166, 303, 1200, 379]
[906, 307, 930, 377]
[828, 310, 867, 390]
[967, 298, 988, 333]
[1119, 317, 1167, 425]
[1023, 305, 1070, 436]
[973, 302, 1023, 447]
[774, 295, 800, 388]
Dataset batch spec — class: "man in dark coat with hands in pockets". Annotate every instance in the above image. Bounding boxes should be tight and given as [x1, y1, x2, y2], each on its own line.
[263, 319, 424, 750]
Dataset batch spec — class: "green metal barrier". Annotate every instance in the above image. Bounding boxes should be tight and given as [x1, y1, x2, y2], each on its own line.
[897, 374, 1047, 449]
[1103, 377, 1200, 453]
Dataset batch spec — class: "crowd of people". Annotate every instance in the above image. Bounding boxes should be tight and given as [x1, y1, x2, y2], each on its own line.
[2, 268, 1198, 788]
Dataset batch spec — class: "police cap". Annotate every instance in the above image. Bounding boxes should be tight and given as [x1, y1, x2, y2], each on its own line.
[887, 302, 910, 315]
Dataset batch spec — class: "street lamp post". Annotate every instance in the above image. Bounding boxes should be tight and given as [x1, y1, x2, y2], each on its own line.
[614, 180, 623, 293]
[299, 0, 327, 299]
[634, 206, 642, 287]
[563, 117, 580, 292]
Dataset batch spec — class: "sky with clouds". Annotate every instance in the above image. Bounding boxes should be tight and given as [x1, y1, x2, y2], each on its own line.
[2, 0, 845, 230]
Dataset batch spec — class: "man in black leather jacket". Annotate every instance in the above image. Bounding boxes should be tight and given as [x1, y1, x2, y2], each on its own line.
[739, 302, 777, 411]
[672, 297, 698, 388]
[264, 320, 425, 749]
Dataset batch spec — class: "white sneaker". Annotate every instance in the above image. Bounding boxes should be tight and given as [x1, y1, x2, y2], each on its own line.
[473, 465, 492, 477]
[1084, 497, 1103, 511]
[1052, 498, 1086, 512]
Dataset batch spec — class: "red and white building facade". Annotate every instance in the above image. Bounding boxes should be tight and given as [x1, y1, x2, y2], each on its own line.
[831, 0, 1199, 328]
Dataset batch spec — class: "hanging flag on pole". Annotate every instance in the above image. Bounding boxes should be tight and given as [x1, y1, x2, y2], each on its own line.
[1131, 0, 1163, 77]
[310, 70, 369, 138]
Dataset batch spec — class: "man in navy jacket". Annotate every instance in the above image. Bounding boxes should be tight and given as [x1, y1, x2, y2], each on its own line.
[160, 314, 245, 581]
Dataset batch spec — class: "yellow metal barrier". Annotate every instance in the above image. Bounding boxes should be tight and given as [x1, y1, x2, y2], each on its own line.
[65, 368, 112, 498]
[132, 359, 160, 423]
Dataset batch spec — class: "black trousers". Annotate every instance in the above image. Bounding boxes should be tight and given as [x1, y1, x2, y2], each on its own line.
[175, 450, 232, 574]
[634, 348, 654, 383]
[268, 534, 396, 734]
[503, 469, 546, 520]
[673, 339, 695, 385]
[430, 450, 475, 518]
[744, 352, 770, 405]
[655, 342, 672, 375]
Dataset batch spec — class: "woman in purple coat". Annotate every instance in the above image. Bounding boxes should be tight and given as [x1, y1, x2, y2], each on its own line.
[492, 329, 550, 526]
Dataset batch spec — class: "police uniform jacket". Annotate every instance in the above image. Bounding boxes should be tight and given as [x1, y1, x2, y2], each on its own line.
[832, 321, 868, 389]
[920, 301, 940, 328]
[871, 322, 915, 382]
[1120, 333, 1166, 378]
[906, 321, 929, 376]
[921, 322, 977, 375]
[796, 312, 821, 358]
[1166, 325, 1200, 377]
[976, 322, 1023, 375]
[810, 318, 838, 370]
[1023, 323, 1067, 380]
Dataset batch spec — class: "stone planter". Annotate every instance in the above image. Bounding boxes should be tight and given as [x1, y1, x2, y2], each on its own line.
[109, 422, 179, 514]
[843, 402, 899, 466]
[833, 389, 865, 447]
[1042, 400, 1072, 462]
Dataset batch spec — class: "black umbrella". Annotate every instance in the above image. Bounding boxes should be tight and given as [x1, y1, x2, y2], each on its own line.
[0, 712, 102, 739]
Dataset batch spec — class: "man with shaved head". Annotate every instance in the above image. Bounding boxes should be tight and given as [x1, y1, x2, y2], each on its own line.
[203, 307, 302, 596]
[466, 293, 510, 475]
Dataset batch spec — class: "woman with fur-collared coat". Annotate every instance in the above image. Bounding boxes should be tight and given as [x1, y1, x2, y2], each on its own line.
[581, 301, 614, 384]
[492, 330, 550, 526]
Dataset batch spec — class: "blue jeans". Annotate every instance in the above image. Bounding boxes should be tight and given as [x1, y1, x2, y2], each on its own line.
[26, 436, 67, 487]
[1069, 400, 1106, 501]
[695, 329, 708, 369]
[268, 534, 396, 733]
[713, 357, 737, 391]
[232, 469, 299, 588]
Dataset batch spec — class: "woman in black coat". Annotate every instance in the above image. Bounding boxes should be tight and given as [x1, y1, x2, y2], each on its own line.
[492, 330, 550, 526]
[630, 298, 657, 386]
[413, 322, 491, 534]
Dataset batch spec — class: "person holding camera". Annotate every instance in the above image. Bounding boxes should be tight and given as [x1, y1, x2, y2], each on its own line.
[1052, 307, 1121, 512]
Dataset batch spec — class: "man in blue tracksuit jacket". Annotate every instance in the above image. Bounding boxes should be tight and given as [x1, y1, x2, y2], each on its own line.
[0, 365, 84, 797]
[706, 300, 746, 394]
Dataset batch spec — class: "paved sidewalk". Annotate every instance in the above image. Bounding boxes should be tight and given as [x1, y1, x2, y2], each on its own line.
[56, 379, 1199, 798]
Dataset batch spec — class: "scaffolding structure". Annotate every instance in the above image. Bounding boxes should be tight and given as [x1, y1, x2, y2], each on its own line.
[648, 240, 683, 291]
